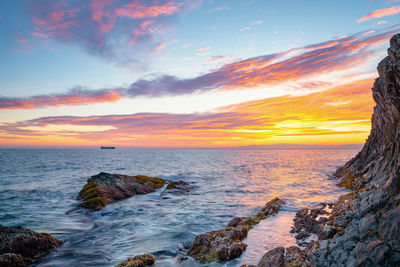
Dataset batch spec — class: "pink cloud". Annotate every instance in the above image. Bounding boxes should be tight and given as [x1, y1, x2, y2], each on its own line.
[0, 88, 122, 110]
[197, 46, 210, 51]
[26, 0, 194, 65]
[115, 1, 183, 18]
[358, 5, 400, 22]
[31, 31, 49, 38]
[203, 55, 227, 64]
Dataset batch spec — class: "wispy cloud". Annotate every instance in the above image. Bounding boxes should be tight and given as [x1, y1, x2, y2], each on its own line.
[358, 5, 400, 22]
[251, 20, 263, 25]
[210, 5, 229, 12]
[203, 55, 227, 64]
[25, 0, 198, 65]
[0, 79, 374, 147]
[197, 46, 210, 51]
[1, 27, 397, 110]
[0, 87, 123, 110]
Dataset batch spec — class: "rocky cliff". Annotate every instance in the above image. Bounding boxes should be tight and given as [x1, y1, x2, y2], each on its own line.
[246, 34, 400, 267]
[307, 33, 400, 266]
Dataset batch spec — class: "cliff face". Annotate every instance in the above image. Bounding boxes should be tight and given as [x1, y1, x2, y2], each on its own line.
[339, 33, 400, 193]
[309, 34, 400, 266]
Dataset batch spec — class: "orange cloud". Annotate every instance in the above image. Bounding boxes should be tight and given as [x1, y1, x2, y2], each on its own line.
[0, 79, 374, 147]
[358, 5, 400, 22]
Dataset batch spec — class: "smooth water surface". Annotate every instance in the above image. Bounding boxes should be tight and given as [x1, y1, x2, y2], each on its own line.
[0, 149, 356, 266]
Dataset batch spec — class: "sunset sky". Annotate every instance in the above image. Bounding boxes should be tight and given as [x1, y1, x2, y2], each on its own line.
[0, 0, 399, 148]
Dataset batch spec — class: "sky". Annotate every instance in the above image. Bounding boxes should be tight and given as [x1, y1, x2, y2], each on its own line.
[0, 0, 399, 148]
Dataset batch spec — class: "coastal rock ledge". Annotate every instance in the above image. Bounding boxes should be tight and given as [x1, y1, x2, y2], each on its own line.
[0, 225, 63, 267]
[77, 172, 190, 210]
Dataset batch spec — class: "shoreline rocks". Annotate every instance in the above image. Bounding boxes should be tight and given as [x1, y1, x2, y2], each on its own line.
[244, 33, 400, 267]
[0, 225, 63, 267]
[114, 254, 155, 267]
[77, 172, 190, 210]
[186, 197, 285, 263]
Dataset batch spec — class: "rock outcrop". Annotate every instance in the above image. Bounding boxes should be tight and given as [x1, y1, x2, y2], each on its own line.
[186, 197, 285, 263]
[77, 172, 190, 210]
[0, 225, 63, 267]
[304, 33, 400, 267]
[114, 254, 155, 267]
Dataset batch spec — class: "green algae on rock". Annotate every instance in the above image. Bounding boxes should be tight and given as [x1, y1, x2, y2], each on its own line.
[0, 225, 63, 267]
[186, 197, 285, 263]
[114, 254, 155, 267]
[77, 172, 191, 210]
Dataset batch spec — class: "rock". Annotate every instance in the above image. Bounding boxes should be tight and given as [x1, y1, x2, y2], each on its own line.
[77, 172, 191, 210]
[254, 246, 310, 267]
[0, 253, 31, 267]
[186, 197, 285, 263]
[114, 254, 155, 267]
[302, 33, 400, 266]
[0, 225, 63, 267]
[285, 246, 309, 267]
[165, 180, 191, 193]
[257, 247, 285, 267]
[186, 226, 248, 263]
[291, 203, 337, 247]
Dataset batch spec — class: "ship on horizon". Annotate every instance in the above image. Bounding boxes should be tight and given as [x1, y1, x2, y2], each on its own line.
[100, 146, 116, 149]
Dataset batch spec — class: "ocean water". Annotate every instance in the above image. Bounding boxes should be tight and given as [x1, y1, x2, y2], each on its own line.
[0, 149, 357, 266]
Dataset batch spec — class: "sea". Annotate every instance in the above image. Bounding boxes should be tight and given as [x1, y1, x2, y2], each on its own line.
[0, 148, 357, 266]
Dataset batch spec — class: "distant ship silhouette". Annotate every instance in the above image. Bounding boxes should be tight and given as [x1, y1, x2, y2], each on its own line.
[100, 146, 116, 149]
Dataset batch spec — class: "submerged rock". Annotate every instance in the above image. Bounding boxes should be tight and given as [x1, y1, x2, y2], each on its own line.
[114, 254, 155, 267]
[186, 197, 285, 263]
[0, 225, 63, 267]
[165, 180, 191, 193]
[77, 172, 191, 210]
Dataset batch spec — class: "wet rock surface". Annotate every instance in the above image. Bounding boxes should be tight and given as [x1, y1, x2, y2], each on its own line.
[0, 225, 63, 267]
[253, 246, 309, 267]
[77, 172, 191, 210]
[186, 197, 285, 263]
[114, 254, 155, 267]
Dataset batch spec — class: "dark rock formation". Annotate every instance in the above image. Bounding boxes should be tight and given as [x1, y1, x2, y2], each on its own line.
[186, 197, 285, 263]
[114, 254, 155, 267]
[77, 172, 190, 210]
[251, 246, 309, 267]
[0, 225, 63, 267]
[287, 33, 400, 266]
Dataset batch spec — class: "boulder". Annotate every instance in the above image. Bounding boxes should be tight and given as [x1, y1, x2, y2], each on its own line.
[77, 172, 190, 210]
[114, 254, 155, 267]
[252, 246, 309, 267]
[0, 225, 63, 267]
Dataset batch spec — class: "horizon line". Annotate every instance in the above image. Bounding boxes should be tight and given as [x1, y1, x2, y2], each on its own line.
[0, 143, 364, 150]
